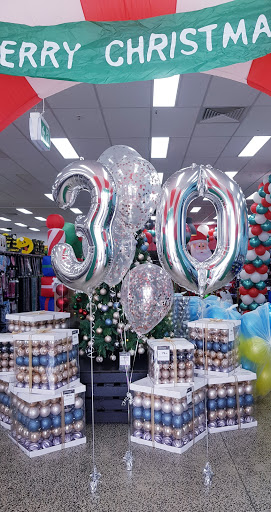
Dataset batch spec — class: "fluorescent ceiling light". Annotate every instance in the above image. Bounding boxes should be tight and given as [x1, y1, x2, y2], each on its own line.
[151, 216, 156, 220]
[0, 227, 11, 231]
[0, 217, 11, 222]
[190, 207, 201, 213]
[158, 173, 164, 184]
[51, 138, 79, 159]
[246, 193, 254, 200]
[225, 171, 238, 178]
[238, 136, 271, 157]
[35, 217, 46, 221]
[70, 208, 82, 214]
[213, 216, 217, 219]
[15, 223, 27, 227]
[206, 221, 215, 225]
[44, 193, 54, 201]
[29, 228, 40, 231]
[151, 137, 169, 158]
[153, 75, 180, 107]
[16, 208, 32, 214]
[203, 198, 210, 201]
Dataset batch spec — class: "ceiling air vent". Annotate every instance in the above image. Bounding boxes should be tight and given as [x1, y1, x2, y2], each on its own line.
[201, 106, 246, 122]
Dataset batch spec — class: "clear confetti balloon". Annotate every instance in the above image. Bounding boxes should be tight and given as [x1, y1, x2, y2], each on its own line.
[121, 263, 174, 335]
[98, 145, 161, 231]
[104, 218, 136, 287]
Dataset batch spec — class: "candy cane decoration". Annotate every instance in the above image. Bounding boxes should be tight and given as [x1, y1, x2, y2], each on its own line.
[51, 161, 116, 296]
[239, 175, 271, 312]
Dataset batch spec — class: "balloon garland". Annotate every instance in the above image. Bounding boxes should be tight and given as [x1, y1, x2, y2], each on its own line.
[240, 174, 271, 312]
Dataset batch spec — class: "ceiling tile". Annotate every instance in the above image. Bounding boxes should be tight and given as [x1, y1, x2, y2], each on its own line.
[219, 136, 251, 157]
[54, 108, 108, 139]
[47, 83, 99, 109]
[185, 136, 230, 160]
[68, 138, 111, 160]
[97, 81, 151, 108]
[176, 73, 210, 107]
[193, 121, 238, 137]
[151, 138, 190, 174]
[234, 106, 271, 136]
[215, 157, 246, 172]
[104, 108, 150, 138]
[204, 76, 258, 107]
[152, 107, 199, 137]
[254, 92, 271, 107]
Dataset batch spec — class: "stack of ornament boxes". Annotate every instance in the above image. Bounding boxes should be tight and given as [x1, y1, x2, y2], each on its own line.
[0, 333, 15, 430]
[131, 338, 207, 453]
[188, 319, 257, 432]
[1, 311, 87, 458]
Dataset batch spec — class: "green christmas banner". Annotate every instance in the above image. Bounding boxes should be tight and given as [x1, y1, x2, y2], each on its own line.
[0, 0, 271, 84]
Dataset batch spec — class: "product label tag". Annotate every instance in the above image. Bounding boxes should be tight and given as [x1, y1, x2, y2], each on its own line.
[63, 389, 75, 406]
[72, 330, 78, 345]
[119, 351, 130, 370]
[157, 346, 170, 363]
[186, 387, 193, 405]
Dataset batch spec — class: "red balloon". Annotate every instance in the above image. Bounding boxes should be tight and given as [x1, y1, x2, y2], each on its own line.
[258, 182, 264, 189]
[248, 287, 259, 298]
[56, 284, 69, 297]
[264, 183, 270, 194]
[46, 214, 65, 229]
[56, 297, 69, 311]
[255, 245, 266, 256]
[145, 232, 153, 244]
[262, 198, 271, 207]
[258, 264, 268, 274]
[239, 286, 248, 295]
[250, 203, 257, 214]
[247, 242, 252, 250]
[251, 225, 262, 236]
[265, 211, 271, 220]
[244, 264, 256, 274]
[209, 236, 214, 241]
[261, 287, 268, 295]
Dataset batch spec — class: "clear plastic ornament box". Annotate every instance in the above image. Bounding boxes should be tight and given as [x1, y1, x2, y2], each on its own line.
[130, 376, 206, 454]
[0, 333, 15, 377]
[13, 329, 79, 395]
[9, 382, 86, 457]
[207, 368, 257, 433]
[147, 338, 195, 386]
[6, 311, 70, 333]
[188, 319, 241, 376]
[0, 378, 12, 430]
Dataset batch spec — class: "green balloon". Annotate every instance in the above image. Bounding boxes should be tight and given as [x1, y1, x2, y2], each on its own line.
[259, 186, 266, 198]
[242, 279, 253, 289]
[244, 258, 249, 264]
[240, 302, 248, 311]
[252, 256, 263, 268]
[256, 204, 268, 214]
[263, 237, 271, 246]
[269, 176, 271, 183]
[63, 222, 83, 259]
[249, 214, 256, 225]
[249, 302, 259, 311]
[256, 280, 267, 290]
[262, 220, 271, 231]
[250, 236, 260, 248]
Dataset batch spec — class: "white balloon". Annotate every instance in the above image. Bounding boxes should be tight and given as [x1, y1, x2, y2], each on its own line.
[266, 194, 271, 204]
[248, 228, 253, 238]
[255, 214, 267, 224]
[198, 224, 209, 237]
[269, 184, 271, 194]
[241, 295, 254, 305]
[246, 250, 257, 261]
[240, 270, 250, 280]
[250, 272, 262, 283]
[259, 232, 270, 242]
[262, 272, 268, 281]
[263, 176, 270, 184]
[254, 293, 267, 304]
[261, 251, 270, 261]
[253, 192, 262, 203]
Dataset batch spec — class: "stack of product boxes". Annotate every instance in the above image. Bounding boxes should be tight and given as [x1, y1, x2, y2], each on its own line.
[188, 319, 257, 433]
[131, 338, 207, 453]
[0, 311, 87, 457]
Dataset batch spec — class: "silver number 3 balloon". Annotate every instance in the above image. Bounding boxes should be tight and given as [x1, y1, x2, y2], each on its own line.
[156, 164, 248, 296]
[51, 161, 116, 295]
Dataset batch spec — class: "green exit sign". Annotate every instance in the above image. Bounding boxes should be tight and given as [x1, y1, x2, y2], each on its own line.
[29, 112, 51, 151]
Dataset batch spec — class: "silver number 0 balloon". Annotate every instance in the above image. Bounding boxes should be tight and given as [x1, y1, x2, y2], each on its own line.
[156, 164, 248, 296]
[51, 161, 116, 295]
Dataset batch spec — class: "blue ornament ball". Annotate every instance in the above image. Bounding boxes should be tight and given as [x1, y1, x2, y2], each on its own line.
[172, 415, 183, 428]
[143, 408, 151, 421]
[73, 408, 84, 421]
[16, 356, 24, 366]
[220, 343, 229, 354]
[105, 318, 112, 326]
[239, 395, 245, 407]
[207, 399, 217, 411]
[133, 407, 143, 419]
[28, 419, 41, 432]
[52, 415, 62, 428]
[196, 340, 203, 349]
[154, 410, 162, 424]
[41, 417, 52, 430]
[161, 412, 172, 426]
[182, 411, 190, 424]
[212, 342, 220, 353]
[39, 355, 48, 366]
[32, 356, 40, 367]
[141, 244, 148, 252]
[217, 398, 227, 409]
[198, 401, 205, 413]
[244, 394, 254, 406]
[23, 356, 29, 366]
[64, 412, 74, 425]
[226, 397, 236, 408]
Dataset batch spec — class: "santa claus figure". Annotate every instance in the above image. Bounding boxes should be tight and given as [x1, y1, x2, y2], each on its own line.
[188, 231, 212, 262]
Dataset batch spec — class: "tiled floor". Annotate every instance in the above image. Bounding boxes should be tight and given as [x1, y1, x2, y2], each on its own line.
[0, 395, 269, 512]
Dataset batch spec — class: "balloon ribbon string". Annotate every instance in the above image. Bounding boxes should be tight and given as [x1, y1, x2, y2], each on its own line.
[88, 293, 100, 493]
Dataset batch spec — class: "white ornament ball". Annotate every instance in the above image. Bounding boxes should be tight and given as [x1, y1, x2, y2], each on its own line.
[93, 295, 100, 302]
[110, 354, 117, 361]
[117, 292, 121, 298]
[96, 356, 103, 363]
[138, 347, 145, 355]
[97, 303, 103, 310]
[113, 319, 118, 325]
[96, 327, 103, 334]
[104, 335, 112, 343]
[138, 254, 144, 261]
[83, 335, 89, 341]
[129, 349, 135, 356]
[108, 302, 113, 307]
[113, 312, 119, 319]
[100, 288, 107, 296]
